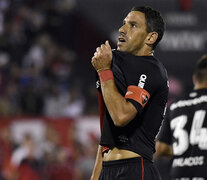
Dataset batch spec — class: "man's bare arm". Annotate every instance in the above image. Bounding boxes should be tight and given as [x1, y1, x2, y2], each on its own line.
[91, 145, 103, 180]
[154, 141, 173, 159]
[91, 41, 137, 127]
[101, 79, 137, 127]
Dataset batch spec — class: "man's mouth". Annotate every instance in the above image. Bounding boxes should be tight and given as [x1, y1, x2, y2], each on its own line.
[118, 37, 126, 43]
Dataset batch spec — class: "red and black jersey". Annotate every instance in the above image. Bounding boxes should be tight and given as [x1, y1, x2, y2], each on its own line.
[158, 88, 207, 179]
[96, 50, 169, 161]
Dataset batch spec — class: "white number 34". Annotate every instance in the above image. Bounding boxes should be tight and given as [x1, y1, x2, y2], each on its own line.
[170, 110, 207, 155]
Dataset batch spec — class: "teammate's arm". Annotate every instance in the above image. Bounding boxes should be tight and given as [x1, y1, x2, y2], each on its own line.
[155, 111, 173, 158]
[91, 41, 137, 127]
[90, 145, 103, 180]
[154, 141, 173, 159]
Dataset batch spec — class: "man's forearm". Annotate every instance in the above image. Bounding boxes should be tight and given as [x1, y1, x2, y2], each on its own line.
[101, 79, 137, 127]
[91, 145, 103, 180]
[154, 141, 173, 159]
[91, 41, 137, 126]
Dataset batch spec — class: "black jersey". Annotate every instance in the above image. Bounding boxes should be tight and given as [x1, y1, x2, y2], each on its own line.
[96, 50, 169, 161]
[158, 89, 207, 179]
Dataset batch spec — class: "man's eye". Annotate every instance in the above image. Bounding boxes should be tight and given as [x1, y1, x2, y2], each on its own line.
[131, 24, 136, 27]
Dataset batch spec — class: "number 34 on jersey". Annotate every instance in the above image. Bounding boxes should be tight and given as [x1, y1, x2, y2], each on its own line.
[171, 110, 207, 155]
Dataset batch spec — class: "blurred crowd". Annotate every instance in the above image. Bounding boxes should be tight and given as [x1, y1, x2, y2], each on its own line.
[0, 120, 99, 180]
[0, 0, 99, 118]
[0, 0, 100, 179]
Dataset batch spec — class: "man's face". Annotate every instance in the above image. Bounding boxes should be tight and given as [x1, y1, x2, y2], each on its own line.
[117, 11, 149, 55]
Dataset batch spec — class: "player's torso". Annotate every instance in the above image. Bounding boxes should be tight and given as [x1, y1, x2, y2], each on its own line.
[100, 50, 168, 161]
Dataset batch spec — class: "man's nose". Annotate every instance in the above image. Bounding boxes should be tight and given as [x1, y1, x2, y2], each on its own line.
[119, 25, 126, 35]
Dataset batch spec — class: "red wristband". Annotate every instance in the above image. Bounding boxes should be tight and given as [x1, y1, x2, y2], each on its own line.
[98, 69, 114, 83]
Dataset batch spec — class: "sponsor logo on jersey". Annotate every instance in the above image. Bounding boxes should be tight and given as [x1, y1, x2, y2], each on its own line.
[141, 91, 149, 104]
[96, 80, 100, 89]
[125, 91, 133, 96]
[170, 95, 207, 110]
[172, 156, 204, 167]
[138, 74, 147, 88]
[118, 135, 128, 143]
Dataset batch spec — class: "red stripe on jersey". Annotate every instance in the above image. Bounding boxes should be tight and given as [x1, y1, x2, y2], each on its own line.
[97, 91, 110, 154]
[141, 157, 144, 180]
[97, 91, 105, 132]
[125, 85, 150, 107]
[102, 145, 110, 154]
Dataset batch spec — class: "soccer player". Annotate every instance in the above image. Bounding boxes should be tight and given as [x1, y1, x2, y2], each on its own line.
[156, 54, 207, 180]
[91, 6, 168, 180]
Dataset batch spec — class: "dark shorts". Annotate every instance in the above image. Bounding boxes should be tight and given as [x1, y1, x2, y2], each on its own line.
[99, 157, 161, 180]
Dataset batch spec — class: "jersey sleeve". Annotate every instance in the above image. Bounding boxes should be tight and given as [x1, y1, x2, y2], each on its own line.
[157, 109, 173, 145]
[121, 56, 162, 113]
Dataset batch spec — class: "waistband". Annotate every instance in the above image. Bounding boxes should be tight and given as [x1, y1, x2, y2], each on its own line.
[102, 157, 151, 167]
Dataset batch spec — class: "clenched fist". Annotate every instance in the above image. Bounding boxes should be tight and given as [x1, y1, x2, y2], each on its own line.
[91, 41, 113, 72]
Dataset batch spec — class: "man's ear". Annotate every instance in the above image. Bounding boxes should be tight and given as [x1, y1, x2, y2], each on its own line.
[146, 32, 158, 46]
[192, 75, 196, 86]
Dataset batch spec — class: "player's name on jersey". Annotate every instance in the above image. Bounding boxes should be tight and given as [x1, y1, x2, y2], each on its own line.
[170, 95, 207, 111]
[172, 156, 204, 167]
[173, 177, 205, 180]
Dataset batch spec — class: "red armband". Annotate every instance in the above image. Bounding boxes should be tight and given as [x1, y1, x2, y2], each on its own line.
[125, 85, 150, 107]
[98, 70, 113, 83]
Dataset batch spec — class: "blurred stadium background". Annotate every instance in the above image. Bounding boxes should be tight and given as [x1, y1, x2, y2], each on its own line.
[0, 0, 206, 179]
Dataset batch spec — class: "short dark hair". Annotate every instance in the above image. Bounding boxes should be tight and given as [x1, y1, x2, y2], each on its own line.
[194, 54, 207, 83]
[131, 6, 165, 49]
